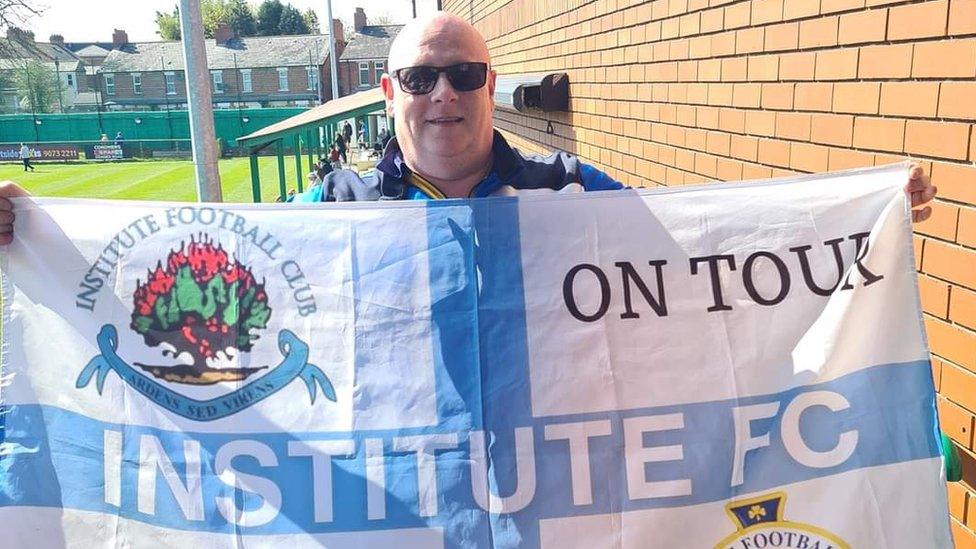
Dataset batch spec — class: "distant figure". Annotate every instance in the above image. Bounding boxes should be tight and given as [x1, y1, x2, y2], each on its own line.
[378, 127, 391, 148]
[100, 133, 108, 142]
[333, 133, 347, 165]
[306, 171, 321, 188]
[342, 121, 353, 145]
[114, 131, 124, 146]
[316, 157, 333, 179]
[19, 143, 34, 172]
[328, 145, 341, 169]
[358, 121, 367, 149]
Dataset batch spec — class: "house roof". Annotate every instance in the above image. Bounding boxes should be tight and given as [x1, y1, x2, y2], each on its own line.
[0, 39, 83, 71]
[339, 25, 403, 62]
[74, 44, 111, 57]
[100, 34, 333, 73]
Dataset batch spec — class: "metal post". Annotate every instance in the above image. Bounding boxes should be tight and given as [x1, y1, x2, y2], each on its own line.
[276, 139, 287, 201]
[306, 130, 314, 172]
[324, 0, 339, 101]
[178, 0, 223, 202]
[293, 134, 303, 192]
[249, 152, 261, 203]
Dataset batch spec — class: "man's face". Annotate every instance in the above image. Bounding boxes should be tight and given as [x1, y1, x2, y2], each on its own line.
[382, 21, 496, 166]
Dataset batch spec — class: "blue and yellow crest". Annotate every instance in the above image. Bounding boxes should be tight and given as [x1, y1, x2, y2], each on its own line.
[716, 492, 849, 549]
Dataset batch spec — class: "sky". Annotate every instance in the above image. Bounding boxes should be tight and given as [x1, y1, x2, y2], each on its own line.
[17, 0, 441, 43]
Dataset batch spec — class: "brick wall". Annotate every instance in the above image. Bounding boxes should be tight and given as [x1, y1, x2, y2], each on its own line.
[444, 0, 976, 543]
[103, 66, 328, 105]
[339, 59, 384, 96]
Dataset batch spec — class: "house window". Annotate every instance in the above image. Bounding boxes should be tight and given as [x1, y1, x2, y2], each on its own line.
[104, 73, 115, 95]
[277, 68, 288, 91]
[241, 69, 252, 93]
[66, 73, 75, 87]
[164, 71, 176, 95]
[211, 70, 223, 93]
[131, 73, 141, 94]
[306, 67, 317, 90]
[359, 62, 369, 86]
[374, 61, 384, 83]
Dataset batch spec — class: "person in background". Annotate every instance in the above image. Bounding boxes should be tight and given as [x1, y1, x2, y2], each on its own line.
[114, 131, 125, 146]
[328, 145, 341, 169]
[19, 143, 34, 172]
[333, 133, 348, 165]
[342, 121, 353, 148]
[358, 121, 367, 149]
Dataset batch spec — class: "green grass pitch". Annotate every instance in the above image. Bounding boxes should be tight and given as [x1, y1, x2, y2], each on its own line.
[0, 157, 316, 203]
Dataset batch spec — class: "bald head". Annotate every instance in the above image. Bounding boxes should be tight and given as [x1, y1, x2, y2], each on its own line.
[388, 12, 490, 71]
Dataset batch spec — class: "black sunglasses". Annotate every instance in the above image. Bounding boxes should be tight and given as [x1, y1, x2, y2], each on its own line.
[392, 62, 489, 95]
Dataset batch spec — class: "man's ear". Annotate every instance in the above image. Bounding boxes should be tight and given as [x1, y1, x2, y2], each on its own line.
[487, 69, 496, 109]
[380, 74, 395, 117]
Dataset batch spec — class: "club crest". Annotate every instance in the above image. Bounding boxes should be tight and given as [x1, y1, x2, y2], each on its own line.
[715, 492, 849, 549]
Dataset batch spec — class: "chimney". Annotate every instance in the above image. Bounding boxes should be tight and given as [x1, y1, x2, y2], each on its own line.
[354, 7, 366, 32]
[49, 34, 65, 47]
[215, 22, 234, 45]
[112, 29, 128, 48]
[331, 19, 344, 45]
[6, 27, 34, 43]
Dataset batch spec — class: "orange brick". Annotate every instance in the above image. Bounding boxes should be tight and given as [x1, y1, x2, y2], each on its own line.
[708, 82, 734, 105]
[821, 0, 865, 12]
[706, 131, 731, 155]
[765, 22, 799, 51]
[853, 116, 905, 152]
[939, 82, 976, 119]
[745, 110, 777, 136]
[752, 0, 784, 24]
[725, 1, 752, 29]
[920, 274, 952, 318]
[814, 48, 859, 79]
[718, 107, 746, 132]
[779, 51, 817, 80]
[932, 162, 976, 204]
[699, 58, 722, 81]
[722, 57, 748, 81]
[698, 106, 721, 129]
[736, 27, 765, 54]
[961, 207, 976, 248]
[833, 82, 880, 114]
[888, 0, 949, 40]
[783, 0, 821, 20]
[761, 83, 795, 109]
[859, 43, 914, 78]
[799, 16, 840, 49]
[838, 8, 888, 44]
[732, 83, 761, 107]
[934, 357, 943, 392]
[694, 153, 718, 178]
[879, 82, 941, 118]
[758, 138, 791, 167]
[972, 125, 976, 161]
[790, 142, 829, 172]
[701, 7, 725, 33]
[716, 157, 744, 181]
[811, 113, 854, 146]
[916, 200, 961, 241]
[828, 147, 874, 170]
[776, 112, 812, 140]
[946, 481, 968, 521]
[939, 396, 975, 449]
[924, 240, 976, 290]
[731, 134, 760, 161]
[940, 352, 976, 404]
[915, 235, 925, 271]
[679, 12, 702, 37]
[711, 31, 736, 56]
[905, 120, 971, 160]
[742, 162, 774, 179]
[951, 283, 976, 332]
[748, 55, 780, 81]
[794, 82, 833, 111]
[913, 39, 976, 78]
[950, 0, 976, 35]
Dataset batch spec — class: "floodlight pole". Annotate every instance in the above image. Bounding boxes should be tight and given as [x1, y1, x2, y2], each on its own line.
[325, 0, 339, 101]
[178, 0, 223, 202]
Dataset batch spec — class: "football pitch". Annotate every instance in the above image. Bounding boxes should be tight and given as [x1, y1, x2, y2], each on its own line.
[0, 157, 314, 203]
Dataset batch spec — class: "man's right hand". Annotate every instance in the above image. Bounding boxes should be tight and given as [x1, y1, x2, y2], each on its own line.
[0, 181, 30, 245]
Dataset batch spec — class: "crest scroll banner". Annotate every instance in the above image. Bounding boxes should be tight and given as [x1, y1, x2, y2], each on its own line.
[0, 164, 952, 548]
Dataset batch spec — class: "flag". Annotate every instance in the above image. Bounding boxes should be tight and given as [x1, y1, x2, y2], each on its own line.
[0, 163, 951, 548]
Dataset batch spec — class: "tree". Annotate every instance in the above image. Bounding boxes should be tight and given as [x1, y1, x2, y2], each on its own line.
[201, 0, 230, 38]
[14, 59, 64, 114]
[227, 0, 257, 37]
[370, 12, 397, 25]
[255, 0, 283, 36]
[155, 5, 181, 40]
[277, 4, 309, 35]
[0, 2, 42, 57]
[301, 8, 319, 34]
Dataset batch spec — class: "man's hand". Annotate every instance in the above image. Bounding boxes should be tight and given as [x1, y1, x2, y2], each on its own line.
[907, 163, 937, 224]
[0, 181, 30, 245]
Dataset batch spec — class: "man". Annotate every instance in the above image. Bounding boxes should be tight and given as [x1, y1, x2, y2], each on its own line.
[18, 143, 34, 173]
[114, 131, 125, 146]
[342, 121, 353, 147]
[0, 12, 938, 242]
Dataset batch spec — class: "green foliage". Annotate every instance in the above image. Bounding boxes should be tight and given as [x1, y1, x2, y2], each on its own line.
[277, 5, 309, 35]
[301, 8, 319, 34]
[155, 5, 182, 40]
[201, 0, 230, 38]
[14, 60, 65, 114]
[255, 0, 283, 36]
[227, 0, 258, 37]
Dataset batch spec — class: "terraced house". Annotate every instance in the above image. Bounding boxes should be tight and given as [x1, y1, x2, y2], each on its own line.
[97, 24, 345, 111]
[0, 28, 90, 113]
[337, 8, 403, 96]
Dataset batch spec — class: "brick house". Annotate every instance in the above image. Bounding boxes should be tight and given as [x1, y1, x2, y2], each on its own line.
[337, 8, 402, 97]
[0, 28, 89, 113]
[97, 24, 345, 111]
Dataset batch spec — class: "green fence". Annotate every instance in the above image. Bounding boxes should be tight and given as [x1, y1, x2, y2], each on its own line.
[0, 108, 307, 153]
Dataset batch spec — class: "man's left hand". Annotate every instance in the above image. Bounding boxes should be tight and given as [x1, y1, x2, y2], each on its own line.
[907, 163, 937, 223]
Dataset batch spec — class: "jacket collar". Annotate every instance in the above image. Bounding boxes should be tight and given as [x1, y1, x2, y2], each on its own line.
[375, 129, 523, 198]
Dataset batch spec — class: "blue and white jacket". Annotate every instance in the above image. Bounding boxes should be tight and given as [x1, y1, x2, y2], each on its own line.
[290, 130, 623, 202]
